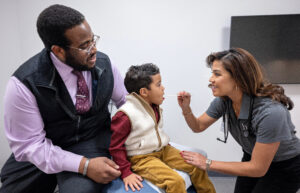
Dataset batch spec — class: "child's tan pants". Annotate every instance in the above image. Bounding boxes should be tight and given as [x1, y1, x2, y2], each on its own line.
[129, 145, 216, 193]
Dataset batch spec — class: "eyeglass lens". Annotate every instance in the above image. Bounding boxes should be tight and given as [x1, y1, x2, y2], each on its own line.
[87, 35, 99, 53]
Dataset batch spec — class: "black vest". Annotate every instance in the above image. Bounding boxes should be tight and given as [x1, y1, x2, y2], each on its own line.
[13, 49, 114, 149]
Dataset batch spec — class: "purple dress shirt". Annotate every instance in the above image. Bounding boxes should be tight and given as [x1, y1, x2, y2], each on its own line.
[3, 52, 127, 174]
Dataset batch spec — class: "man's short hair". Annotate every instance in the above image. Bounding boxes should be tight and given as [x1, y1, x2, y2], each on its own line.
[37, 4, 85, 50]
[124, 63, 160, 94]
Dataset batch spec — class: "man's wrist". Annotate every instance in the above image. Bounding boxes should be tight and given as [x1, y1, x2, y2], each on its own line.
[79, 157, 87, 174]
[83, 158, 90, 176]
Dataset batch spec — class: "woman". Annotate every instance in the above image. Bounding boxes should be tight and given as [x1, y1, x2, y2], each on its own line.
[178, 48, 300, 193]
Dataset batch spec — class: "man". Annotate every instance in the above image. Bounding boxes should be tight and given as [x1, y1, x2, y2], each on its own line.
[0, 4, 157, 193]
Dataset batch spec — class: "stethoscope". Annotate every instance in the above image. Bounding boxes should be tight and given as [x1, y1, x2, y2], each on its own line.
[217, 96, 254, 143]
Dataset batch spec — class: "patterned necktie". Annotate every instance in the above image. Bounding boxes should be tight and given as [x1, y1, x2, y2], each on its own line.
[72, 70, 90, 114]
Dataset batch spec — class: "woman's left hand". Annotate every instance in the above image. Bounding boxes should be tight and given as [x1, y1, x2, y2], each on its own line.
[180, 151, 207, 170]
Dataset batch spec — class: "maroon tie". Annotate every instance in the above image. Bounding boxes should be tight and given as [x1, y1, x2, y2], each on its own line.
[73, 70, 90, 114]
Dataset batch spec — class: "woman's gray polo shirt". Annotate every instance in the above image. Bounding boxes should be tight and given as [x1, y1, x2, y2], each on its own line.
[206, 94, 300, 162]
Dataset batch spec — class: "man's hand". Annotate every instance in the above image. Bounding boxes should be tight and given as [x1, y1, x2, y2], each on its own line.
[80, 157, 121, 184]
[123, 173, 143, 192]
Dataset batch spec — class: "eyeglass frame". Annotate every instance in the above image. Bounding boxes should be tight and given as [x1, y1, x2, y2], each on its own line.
[65, 34, 100, 54]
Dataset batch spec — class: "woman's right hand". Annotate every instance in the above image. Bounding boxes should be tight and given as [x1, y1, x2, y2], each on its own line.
[177, 91, 191, 111]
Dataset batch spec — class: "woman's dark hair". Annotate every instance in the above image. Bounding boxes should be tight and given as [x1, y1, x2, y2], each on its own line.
[37, 4, 85, 50]
[124, 63, 160, 94]
[206, 47, 294, 110]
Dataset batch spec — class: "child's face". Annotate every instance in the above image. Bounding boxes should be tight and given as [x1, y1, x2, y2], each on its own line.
[143, 73, 165, 105]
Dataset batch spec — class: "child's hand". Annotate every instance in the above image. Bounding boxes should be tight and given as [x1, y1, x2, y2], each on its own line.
[123, 173, 143, 192]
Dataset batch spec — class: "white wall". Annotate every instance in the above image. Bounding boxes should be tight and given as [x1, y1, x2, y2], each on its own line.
[1, 0, 300, 170]
[0, 0, 22, 167]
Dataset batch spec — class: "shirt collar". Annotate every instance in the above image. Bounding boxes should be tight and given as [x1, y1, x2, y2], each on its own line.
[50, 52, 74, 78]
[238, 93, 251, 120]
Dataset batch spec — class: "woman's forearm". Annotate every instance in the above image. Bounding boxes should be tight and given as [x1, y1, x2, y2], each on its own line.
[182, 107, 203, 132]
[209, 160, 267, 177]
[209, 142, 279, 178]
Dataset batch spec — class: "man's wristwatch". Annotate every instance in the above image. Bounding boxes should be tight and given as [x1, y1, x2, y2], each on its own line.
[205, 159, 212, 171]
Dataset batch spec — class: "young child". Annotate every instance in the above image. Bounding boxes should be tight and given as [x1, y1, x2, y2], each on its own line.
[109, 63, 216, 193]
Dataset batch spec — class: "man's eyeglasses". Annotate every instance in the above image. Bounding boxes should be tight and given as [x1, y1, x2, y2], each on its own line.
[66, 35, 100, 54]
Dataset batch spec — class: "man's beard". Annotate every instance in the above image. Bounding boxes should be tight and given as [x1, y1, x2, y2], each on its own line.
[65, 51, 94, 71]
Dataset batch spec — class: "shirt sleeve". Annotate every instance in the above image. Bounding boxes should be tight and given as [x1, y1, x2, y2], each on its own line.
[205, 97, 226, 119]
[256, 104, 293, 143]
[111, 63, 127, 108]
[109, 111, 132, 179]
[3, 77, 83, 174]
